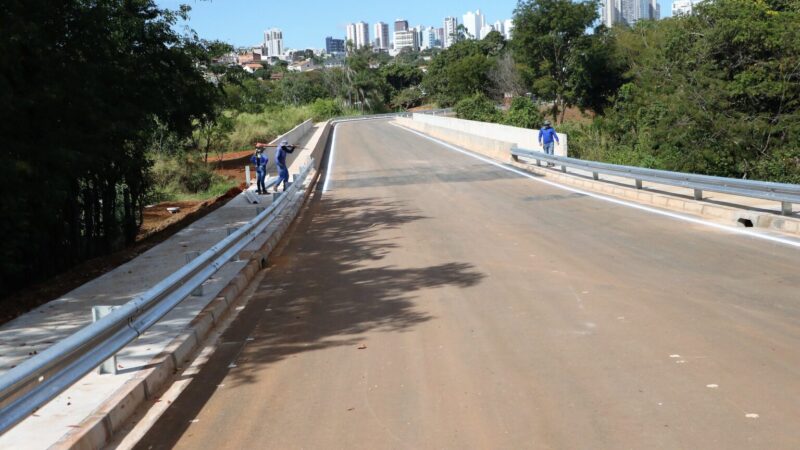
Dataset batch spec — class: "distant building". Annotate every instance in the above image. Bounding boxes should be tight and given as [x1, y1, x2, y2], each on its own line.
[345, 22, 370, 50]
[394, 29, 419, 51]
[604, 0, 659, 27]
[264, 28, 283, 58]
[288, 59, 317, 72]
[480, 23, 495, 39]
[420, 26, 438, 50]
[355, 21, 370, 49]
[435, 28, 445, 47]
[444, 17, 458, 48]
[672, 0, 694, 15]
[394, 19, 409, 32]
[503, 19, 514, 39]
[238, 52, 261, 64]
[374, 22, 390, 50]
[463, 10, 485, 39]
[325, 36, 345, 54]
[346, 23, 356, 48]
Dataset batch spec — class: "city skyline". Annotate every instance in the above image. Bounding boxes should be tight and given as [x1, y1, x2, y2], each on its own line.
[156, 0, 677, 51]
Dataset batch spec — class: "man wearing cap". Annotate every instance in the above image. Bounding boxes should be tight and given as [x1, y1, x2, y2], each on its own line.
[267, 140, 297, 193]
[538, 120, 559, 163]
[250, 143, 269, 195]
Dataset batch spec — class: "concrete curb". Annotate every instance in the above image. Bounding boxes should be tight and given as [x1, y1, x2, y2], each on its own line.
[510, 161, 800, 237]
[50, 125, 330, 450]
[392, 119, 800, 238]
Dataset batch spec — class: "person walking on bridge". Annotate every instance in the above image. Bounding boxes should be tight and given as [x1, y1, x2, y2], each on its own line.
[538, 120, 559, 164]
[250, 143, 269, 195]
[267, 140, 297, 193]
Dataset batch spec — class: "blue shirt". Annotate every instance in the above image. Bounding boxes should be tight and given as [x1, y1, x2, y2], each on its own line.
[250, 154, 268, 169]
[539, 127, 559, 144]
[275, 145, 295, 167]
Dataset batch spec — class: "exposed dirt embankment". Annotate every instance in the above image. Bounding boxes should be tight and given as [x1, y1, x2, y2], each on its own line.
[0, 186, 242, 325]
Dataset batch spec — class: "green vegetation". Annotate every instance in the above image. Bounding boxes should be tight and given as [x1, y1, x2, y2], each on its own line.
[421, 0, 799, 183]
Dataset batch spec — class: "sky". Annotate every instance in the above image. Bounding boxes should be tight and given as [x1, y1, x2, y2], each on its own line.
[156, 0, 673, 50]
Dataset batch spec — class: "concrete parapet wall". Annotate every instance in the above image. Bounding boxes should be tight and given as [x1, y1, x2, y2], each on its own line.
[270, 119, 313, 148]
[53, 120, 330, 450]
[412, 113, 568, 157]
[395, 117, 516, 162]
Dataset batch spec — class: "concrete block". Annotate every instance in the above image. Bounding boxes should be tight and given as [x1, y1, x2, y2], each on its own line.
[208, 297, 230, 324]
[190, 312, 215, 342]
[652, 196, 669, 207]
[104, 382, 147, 433]
[142, 355, 176, 399]
[54, 415, 109, 450]
[169, 332, 198, 369]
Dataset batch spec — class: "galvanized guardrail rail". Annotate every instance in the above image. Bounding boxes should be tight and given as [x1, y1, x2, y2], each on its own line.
[512, 148, 800, 215]
[0, 160, 315, 434]
[0, 108, 452, 435]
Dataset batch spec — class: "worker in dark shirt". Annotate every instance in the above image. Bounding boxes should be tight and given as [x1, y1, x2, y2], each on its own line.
[267, 140, 296, 193]
[250, 143, 269, 194]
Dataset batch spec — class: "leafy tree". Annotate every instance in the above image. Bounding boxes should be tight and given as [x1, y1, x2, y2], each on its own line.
[512, 0, 602, 123]
[423, 40, 496, 106]
[0, 1, 219, 297]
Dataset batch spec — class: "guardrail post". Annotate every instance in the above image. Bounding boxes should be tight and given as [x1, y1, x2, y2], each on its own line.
[92, 306, 119, 375]
[511, 154, 519, 162]
[245, 166, 251, 188]
[536, 159, 541, 167]
[694, 189, 703, 200]
[782, 202, 793, 216]
[593, 172, 599, 181]
[635, 179, 643, 189]
[561, 164, 567, 173]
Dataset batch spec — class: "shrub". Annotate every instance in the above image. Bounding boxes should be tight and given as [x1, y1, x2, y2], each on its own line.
[310, 98, 343, 121]
[503, 97, 544, 129]
[455, 93, 503, 123]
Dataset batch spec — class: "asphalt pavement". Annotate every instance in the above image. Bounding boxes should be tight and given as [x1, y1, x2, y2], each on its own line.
[134, 120, 800, 450]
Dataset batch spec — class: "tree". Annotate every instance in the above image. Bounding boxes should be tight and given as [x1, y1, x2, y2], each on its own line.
[423, 40, 497, 106]
[512, 0, 601, 123]
[0, 1, 219, 298]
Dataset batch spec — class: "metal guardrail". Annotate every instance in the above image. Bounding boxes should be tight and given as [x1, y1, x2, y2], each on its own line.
[0, 160, 315, 434]
[0, 108, 452, 435]
[511, 148, 799, 216]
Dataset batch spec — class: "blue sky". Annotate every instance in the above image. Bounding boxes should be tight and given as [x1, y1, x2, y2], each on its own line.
[156, 0, 672, 49]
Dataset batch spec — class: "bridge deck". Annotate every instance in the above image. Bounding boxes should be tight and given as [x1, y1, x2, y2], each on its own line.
[136, 120, 800, 449]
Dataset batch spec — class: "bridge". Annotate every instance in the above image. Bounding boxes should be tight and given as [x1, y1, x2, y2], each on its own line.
[2, 116, 800, 449]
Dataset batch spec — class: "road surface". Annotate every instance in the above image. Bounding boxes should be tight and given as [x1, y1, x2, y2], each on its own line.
[135, 120, 800, 449]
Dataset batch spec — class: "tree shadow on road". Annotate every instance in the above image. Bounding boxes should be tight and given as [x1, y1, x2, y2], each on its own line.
[133, 194, 485, 449]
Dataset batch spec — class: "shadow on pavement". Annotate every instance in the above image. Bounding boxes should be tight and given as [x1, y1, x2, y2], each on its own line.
[132, 193, 485, 449]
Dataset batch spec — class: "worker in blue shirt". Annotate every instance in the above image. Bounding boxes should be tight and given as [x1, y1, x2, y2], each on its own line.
[538, 120, 559, 161]
[267, 140, 296, 193]
[250, 143, 269, 194]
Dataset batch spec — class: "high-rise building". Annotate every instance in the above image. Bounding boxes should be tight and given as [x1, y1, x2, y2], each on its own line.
[374, 22, 390, 50]
[436, 28, 445, 47]
[604, 0, 659, 26]
[480, 24, 495, 39]
[672, 0, 693, 15]
[462, 10, 485, 39]
[493, 20, 505, 36]
[325, 36, 345, 54]
[394, 30, 419, 51]
[264, 28, 283, 57]
[503, 19, 514, 39]
[420, 26, 438, 50]
[394, 19, 409, 32]
[444, 17, 458, 48]
[355, 21, 370, 49]
[346, 23, 357, 48]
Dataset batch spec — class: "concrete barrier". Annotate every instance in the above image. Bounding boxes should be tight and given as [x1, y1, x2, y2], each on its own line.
[395, 117, 516, 162]
[412, 113, 568, 157]
[51, 121, 329, 450]
[270, 119, 313, 147]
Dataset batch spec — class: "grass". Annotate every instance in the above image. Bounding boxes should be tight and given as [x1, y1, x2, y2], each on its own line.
[226, 105, 315, 152]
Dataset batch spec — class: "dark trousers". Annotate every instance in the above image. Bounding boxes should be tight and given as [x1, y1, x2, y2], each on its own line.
[256, 168, 267, 193]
